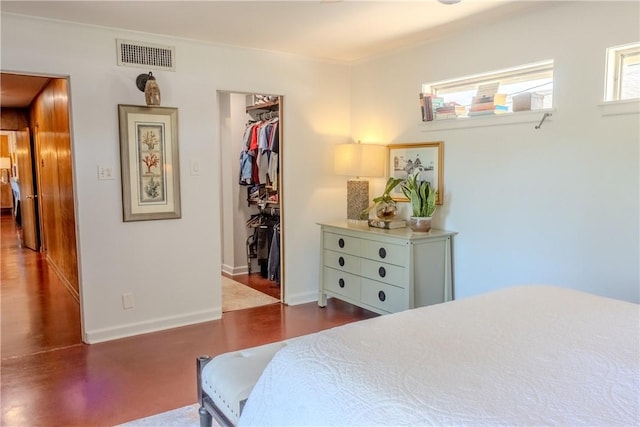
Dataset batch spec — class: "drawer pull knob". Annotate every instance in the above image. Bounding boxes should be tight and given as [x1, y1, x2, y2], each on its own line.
[338, 257, 345, 267]
[378, 291, 386, 302]
[338, 238, 345, 248]
[378, 248, 386, 258]
[339, 278, 345, 288]
[378, 266, 386, 278]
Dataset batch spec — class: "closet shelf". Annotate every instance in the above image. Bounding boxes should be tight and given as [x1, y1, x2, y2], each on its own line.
[248, 199, 279, 206]
[246, 101, 279, 112]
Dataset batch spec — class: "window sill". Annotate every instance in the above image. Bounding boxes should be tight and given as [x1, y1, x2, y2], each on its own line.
[598, 99, 639, 116]
[420, 109, 554, 132]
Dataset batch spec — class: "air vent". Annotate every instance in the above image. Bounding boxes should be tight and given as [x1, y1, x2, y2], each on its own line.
[116, 39, 175, 71]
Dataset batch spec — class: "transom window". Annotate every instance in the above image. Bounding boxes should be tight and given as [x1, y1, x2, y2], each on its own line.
[605, 42, 640, 102]
[422, 60, 554, 119]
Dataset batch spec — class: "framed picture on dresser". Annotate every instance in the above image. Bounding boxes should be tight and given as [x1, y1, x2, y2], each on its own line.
[387, 141, 443, 205]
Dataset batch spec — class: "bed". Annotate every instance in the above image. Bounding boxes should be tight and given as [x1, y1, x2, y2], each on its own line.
[198, 285, 639, 426]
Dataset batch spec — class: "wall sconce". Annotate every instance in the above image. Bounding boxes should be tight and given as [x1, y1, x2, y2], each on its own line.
[0, 157, 11, 184]
[334, 142, 386, 221]
[136, 71, 161, 106]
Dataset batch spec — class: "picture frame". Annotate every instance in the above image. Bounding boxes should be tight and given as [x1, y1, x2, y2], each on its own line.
[387, 141, 443, 205]
[118, 104, 181, 221]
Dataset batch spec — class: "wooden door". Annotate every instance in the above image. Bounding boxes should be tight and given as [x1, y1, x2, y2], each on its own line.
[14, 128, 38, 250]
[0, 134, 12, 209]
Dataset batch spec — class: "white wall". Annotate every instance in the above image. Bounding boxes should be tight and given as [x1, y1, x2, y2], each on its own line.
[219, 92, 235, 274]
[349, 1, 639, 303]
[230, 93, 254, 274]
[220, 92, 255, 276]
[1, 13, 351, 342]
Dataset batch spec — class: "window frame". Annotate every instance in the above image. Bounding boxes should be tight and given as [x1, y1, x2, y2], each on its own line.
[422, 60, 554, 118]
[604, 42, 640, 102]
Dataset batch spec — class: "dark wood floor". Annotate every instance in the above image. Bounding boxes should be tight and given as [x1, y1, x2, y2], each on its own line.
[0, 212, 377, 426]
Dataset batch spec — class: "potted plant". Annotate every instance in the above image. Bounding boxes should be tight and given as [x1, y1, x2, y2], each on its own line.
[400, 171, 437, 232]
[360, 177, 403, 220]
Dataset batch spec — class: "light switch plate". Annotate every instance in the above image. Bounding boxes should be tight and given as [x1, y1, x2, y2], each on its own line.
[190, 160, 200, 176]
[98, 165, 115, 180]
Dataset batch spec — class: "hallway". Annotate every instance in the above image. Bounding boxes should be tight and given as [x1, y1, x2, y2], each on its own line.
[0, 212, 376, 426]
[1, 212, 82, 360]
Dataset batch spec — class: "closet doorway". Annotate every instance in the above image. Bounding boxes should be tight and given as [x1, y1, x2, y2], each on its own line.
[219, 91, 284, 312]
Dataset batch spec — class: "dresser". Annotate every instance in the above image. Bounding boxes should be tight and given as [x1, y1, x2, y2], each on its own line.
[318, 221, 456, 315]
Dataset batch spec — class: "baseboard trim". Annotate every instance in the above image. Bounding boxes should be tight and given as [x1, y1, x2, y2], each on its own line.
[284, 289, 317, 306]
[83, 307, 222, 344]
[221, 264, 248, 276]
[46, 254, 80, 303]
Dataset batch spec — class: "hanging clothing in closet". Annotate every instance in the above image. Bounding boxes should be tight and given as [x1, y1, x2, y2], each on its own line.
[239, 106, 280, 283]
[246, 212, 280, 281]
[239, 116, 279, 188]
[267, 223, 280, 283]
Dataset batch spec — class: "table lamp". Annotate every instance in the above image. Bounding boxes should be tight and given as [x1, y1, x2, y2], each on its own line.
[0, 157, 10, 184]
[334, 142, 385, 221]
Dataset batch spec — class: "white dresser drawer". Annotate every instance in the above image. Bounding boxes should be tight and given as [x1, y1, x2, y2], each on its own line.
[360, 239, 406, 266]
[361, 279, 406, 313]
[323, 249, 361, 275]
[323, 267, 361, 301]
[360, 258, 405, 287]
[319, 221, 456, 315]
[323, 232, 361, 256]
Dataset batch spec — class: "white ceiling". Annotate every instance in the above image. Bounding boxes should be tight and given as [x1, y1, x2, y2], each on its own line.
[1, 0, 540, 108]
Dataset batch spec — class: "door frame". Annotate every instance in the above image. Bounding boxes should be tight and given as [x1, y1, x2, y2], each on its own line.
[0, 128, 39, 250]
[217, 90, 285, 304]
[0, 71, 84, 339]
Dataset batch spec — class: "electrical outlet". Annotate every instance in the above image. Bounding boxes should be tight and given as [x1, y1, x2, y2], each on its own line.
[122, 293, 134, 309]
[98, 165, 115, 180]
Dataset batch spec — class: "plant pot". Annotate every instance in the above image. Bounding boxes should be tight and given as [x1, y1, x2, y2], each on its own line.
[375, 200, 397, 220]
[408, 216, 432, 232]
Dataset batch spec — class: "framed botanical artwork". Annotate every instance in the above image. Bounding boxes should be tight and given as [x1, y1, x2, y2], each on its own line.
[387, 141, 443, 205]
[118, 104, 181, 221]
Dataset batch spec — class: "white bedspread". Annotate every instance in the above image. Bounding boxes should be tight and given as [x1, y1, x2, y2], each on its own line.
[239, 285, 639, 426]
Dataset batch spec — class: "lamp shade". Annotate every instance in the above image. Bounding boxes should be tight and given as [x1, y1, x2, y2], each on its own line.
[0, 157, 10, 170]
[334, 143, 385, 178]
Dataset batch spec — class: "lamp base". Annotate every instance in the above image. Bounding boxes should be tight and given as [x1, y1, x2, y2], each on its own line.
[347, 179, 369, 221]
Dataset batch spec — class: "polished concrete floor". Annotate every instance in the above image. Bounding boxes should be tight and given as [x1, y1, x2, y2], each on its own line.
[0, 212, 376, 426]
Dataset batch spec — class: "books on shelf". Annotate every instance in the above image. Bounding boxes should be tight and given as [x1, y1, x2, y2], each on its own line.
[419, 93, 431, 121]
[419, 93, 444, 122]
[435, 102, 467, 119]
[368, 219, 406, 230]
[422, 85, 518, 121]
[470, 100, 495, 111]
[469, 93, 509, 115]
